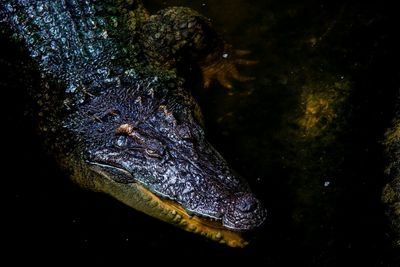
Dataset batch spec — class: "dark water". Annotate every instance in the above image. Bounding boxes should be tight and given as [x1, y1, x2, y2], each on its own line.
[2, 0, 400, 265]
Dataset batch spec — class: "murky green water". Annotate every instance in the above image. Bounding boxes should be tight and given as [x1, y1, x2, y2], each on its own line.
[2, 0, 399, 265]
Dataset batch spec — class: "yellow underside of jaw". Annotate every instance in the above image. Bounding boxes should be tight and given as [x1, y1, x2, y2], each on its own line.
[94, 174, 247, 247]
[132, 183, 248, 248]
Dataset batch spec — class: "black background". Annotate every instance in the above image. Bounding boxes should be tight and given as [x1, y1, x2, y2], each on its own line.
[2, 0, 400, 265]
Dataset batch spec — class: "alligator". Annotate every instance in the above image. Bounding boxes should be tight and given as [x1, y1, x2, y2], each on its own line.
[0, 0, 266, 247]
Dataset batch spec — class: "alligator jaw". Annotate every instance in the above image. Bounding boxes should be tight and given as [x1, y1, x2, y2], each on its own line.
[92, 172, 248, 247]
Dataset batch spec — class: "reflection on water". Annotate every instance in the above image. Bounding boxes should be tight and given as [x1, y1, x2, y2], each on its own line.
[3, 0, 399, 265]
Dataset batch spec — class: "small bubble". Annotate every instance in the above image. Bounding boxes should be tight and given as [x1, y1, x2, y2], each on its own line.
[324, 181, 330, 187]
[222, 53, 229, 59]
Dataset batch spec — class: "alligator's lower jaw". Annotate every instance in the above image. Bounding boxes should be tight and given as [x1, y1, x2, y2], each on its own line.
[135, 184, 248, 248]
[94, 175, 248, 247]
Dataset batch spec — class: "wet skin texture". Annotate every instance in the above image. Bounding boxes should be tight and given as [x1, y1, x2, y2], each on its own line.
[0, 0, 265, 246]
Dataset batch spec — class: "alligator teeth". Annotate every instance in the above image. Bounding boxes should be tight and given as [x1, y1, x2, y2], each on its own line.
[133, 184, 247, 247]
[149, 200, 158, 208]
[187, 224, 196, 232]
[172, 214, 182, 224]
[165, 210, 176, 219]
[228, 240, 238, 247]
[213, 232, 222, 241]
[193, 228, 201, 234]
[160, 208, 169, 215]
[140, 192, 152, 202]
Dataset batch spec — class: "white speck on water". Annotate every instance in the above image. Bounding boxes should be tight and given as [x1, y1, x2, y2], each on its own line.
[324, 181, 330, 187]
[222, 53, 229, 58]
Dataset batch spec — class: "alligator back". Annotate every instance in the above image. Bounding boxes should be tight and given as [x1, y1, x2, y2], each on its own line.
[1, 1, 120, 89]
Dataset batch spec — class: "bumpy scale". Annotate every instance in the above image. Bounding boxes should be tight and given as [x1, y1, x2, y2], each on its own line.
[0, 0, 266, 247]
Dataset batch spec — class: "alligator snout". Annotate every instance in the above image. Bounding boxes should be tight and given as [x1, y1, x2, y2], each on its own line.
[223, 193, 266, 231]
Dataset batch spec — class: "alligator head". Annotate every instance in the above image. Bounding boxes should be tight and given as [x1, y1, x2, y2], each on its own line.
[68, 75, 266, 247]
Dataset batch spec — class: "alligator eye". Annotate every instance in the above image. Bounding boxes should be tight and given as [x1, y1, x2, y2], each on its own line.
[115, 135, 128, 147]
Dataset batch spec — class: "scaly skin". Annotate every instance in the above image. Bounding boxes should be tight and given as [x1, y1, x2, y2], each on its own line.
[0, 0, 266, 247]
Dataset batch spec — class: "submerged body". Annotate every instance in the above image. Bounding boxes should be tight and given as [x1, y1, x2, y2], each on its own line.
[0, 0, 265, 246]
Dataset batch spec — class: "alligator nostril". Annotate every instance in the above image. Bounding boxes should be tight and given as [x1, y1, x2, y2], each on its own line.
[236, 194, 258, 213]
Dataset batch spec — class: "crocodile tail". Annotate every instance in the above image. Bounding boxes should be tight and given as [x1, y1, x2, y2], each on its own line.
[0, 0, 117, 88]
